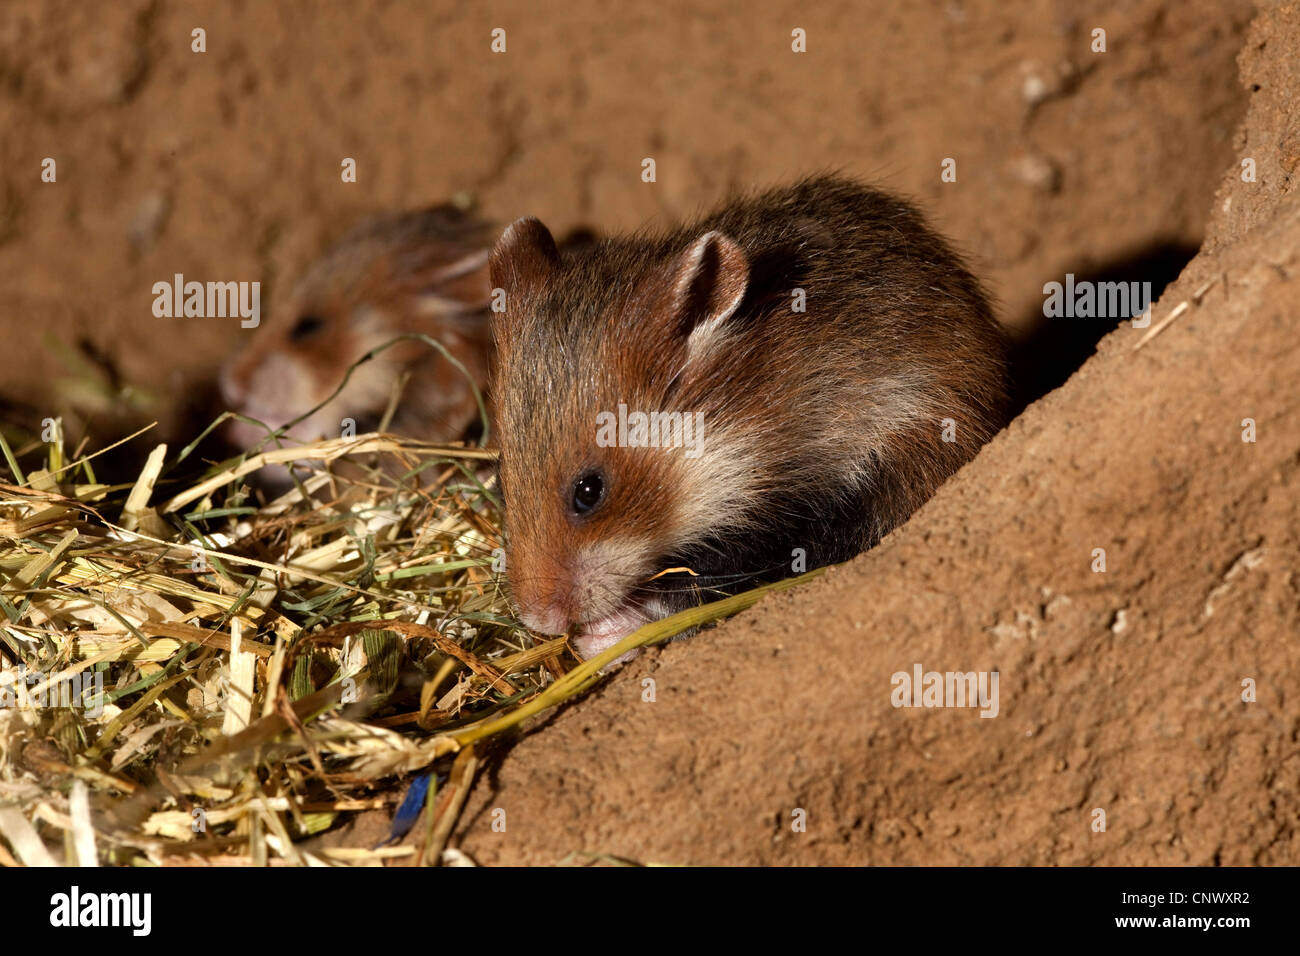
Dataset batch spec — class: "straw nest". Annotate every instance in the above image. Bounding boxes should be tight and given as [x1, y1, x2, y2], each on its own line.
[0, 411, 817, 866]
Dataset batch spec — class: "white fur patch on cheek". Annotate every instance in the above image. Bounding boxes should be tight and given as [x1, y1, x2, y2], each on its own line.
[665, 421, 765, 538]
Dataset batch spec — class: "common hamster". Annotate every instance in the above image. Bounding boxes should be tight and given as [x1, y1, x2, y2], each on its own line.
[219, 205, 494, 463]
[490, 176, 1008, 661]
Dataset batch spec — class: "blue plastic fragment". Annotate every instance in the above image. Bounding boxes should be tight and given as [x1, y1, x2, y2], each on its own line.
[378, 771, 434, 847]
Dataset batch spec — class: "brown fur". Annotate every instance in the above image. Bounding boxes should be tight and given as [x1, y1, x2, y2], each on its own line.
[491, 176, 1009, 648]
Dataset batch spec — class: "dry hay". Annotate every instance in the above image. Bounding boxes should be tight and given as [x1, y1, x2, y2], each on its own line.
[0, 412, 816, 866]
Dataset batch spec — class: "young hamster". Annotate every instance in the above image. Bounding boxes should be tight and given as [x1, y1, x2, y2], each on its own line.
[219, 205, 495, 465]
[490, 176, 1008, 661]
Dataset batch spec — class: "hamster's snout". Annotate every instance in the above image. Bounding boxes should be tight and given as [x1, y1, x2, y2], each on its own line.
[217, 349, 328, 451]
[515, 602, 569, 637]
[218, 359, 271, 451]
[508, 547, 662, 664]
[516, 596, 650, 666]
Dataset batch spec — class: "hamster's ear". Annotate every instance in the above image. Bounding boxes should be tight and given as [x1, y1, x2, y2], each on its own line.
[411, 248, 492, 314]
[490, 217, 560, 316]
[655, 231, 749, 356]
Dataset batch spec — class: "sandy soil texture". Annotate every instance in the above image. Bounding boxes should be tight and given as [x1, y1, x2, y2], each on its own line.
[1, 0, 1249, 440]
[452, 1, 1300, 865]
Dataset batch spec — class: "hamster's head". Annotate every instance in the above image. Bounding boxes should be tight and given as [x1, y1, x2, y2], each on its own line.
[219, 207, 494, 467]
[490, 217, 755, 661]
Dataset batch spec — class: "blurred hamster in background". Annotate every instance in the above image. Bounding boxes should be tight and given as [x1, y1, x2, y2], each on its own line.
[219, 204, 496, 481]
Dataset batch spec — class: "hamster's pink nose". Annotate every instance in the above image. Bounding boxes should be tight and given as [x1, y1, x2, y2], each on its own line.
[509, 552, 580, 635]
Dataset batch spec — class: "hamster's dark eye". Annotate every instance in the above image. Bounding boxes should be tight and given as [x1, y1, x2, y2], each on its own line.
[289, 315, 326, 341]
[570, 470, 606, 517]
